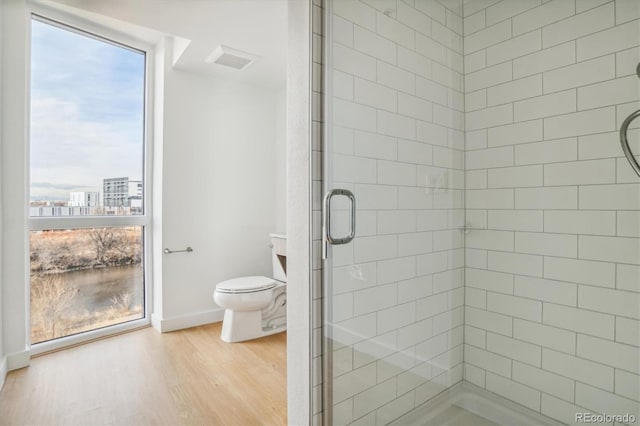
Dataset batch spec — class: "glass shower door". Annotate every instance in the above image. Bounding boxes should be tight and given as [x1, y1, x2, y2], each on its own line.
[321, 1, 466, 424]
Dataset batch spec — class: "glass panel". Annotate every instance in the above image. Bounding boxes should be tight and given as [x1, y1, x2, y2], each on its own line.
[30, 227, 144, 344]
[29, 18, 145, 217]
[323, 1, 465, 424]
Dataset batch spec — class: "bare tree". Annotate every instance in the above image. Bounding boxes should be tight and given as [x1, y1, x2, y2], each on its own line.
[31, 274, 78, 340]
[88, 227, 118, 265]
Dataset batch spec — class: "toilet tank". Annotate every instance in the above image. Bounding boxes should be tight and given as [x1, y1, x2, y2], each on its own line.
[270, 233, 286, 283]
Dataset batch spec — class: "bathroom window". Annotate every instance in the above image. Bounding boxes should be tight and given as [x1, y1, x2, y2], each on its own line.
[28, 15, 151, 348]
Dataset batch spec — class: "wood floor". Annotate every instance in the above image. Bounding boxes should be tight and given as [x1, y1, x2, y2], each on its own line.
[0, 323, 287, 425]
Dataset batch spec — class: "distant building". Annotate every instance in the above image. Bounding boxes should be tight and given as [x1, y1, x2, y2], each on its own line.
[69, 191, 100, 207]
[103, 177, 143, 214]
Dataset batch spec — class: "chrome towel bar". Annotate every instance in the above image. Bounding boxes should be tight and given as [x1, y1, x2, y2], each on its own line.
[164, 247, 193, 254]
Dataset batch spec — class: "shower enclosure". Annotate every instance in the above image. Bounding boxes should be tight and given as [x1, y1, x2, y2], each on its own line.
[315, 0, 640, 424]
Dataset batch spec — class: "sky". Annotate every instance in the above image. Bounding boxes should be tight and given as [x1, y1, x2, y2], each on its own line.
[30, 19, 145, 201]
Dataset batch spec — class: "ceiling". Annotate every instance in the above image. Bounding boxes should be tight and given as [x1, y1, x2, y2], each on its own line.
[39, 0, 289, 90]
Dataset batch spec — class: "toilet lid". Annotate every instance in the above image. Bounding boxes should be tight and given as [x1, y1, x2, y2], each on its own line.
[216, 276, 276, 294]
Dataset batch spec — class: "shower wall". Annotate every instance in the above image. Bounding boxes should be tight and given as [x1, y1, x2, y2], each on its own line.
[462, 0, 640, 423]
[326, 0, 466, 424]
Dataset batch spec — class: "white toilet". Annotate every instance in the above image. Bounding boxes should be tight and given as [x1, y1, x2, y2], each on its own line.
[213, 233, 287, 342]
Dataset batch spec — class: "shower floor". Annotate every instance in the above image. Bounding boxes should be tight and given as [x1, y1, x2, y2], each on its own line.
[392, 382, 561, 426]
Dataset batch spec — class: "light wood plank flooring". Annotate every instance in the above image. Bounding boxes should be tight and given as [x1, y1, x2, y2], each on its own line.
[0, 323, 287, 425]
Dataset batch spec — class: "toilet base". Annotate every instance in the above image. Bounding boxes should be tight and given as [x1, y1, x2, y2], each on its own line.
[220, 309, 286, 343]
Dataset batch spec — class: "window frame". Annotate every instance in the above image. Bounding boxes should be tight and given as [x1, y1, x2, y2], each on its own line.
[27, 9, 155, 354]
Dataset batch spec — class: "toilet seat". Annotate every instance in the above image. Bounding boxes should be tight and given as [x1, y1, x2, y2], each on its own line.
[215, 276, 276, 294]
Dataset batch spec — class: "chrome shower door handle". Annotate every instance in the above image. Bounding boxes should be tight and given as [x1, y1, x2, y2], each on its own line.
[620, 109, 640, 178]
[322, 189, 356, 260]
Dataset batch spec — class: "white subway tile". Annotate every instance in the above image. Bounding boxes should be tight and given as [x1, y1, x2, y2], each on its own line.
[575, 0, 610, 13]
[464, 10, 486, 35]
[579, 184, 640, 210]
[355, 184, 398, 210]
[333, 15, 354, 47]
[516, 232, 577, 258]
[544, 107, 616, 139]
[377, 61, 415, 95]
[513, 41, 576, 79]
[397, 140, 431, 165]
[463, 0, 501, 17]
[466, 306, 513, 336]
[618, 264, 640, 293]
[333, 363, 378, 402]
[578, 19, 640, 61]
[464, 50, 487, 74]
[397, 46, 431, 79]
[465, 62, 512, 92]
[541, 394, 602, 426]
[616, 0, 640, 24]
[464, 363, 486, 387]
[397, 1, 432, 36]
[465, 129, 488, 150]
[417, 251, 449, 276]
[513, 0, 576, 35]
[377, 110, 416, 140]
[376, 11, 415, 49]
[466, 210, 488, 230]
[464, 344, 512, 377]
[377, 160, 416, 186]
[466, 188, 515, 210]
[466, 287, 487, 310]
[488, 120, 543, 147]
[513, 319, 576, 354]
[488, 251, 543, 277]
[354, 26, 397, 64]
[617, 317, 640, 347]
[416, 292, 449, 321]
[433, 105, 463, 130]
[488, 210, 543, 232]
[415, 0, 447, 23]
[399, 231, 434, 256]
[375, 391, 414, 426]
[334, 70, 354, 100]
[464, 20, 511, 54]
[515, 275, 577, 306]
[617, 47, 640, 78]
[579, 235, 640, 265]
[513, 362, 575, 401]
[487, 30, 542, 67]
[334, 43, 377, 81]
[417, 121, 448, 146]
[544, 303, 615, 339]
[354, 283, 397, 316]
[377, 302, 417, 334]
[354, 131, 398, 160]
[486, 0, 541, 26]
[333, 262, 377, 295]
[466, 249, 488, 269]
[545, 256, 615, 288]
[578, 131, 640, 160]
[578, 75, 640, 110]
[334, 98, 377, 132]
[615, 369, 640, 402]
[432, 20, 463, 54]
[576, 383, 640, 418]
[398, 276, 433, 304]
[466, 104, 513, 131]
[542, 348, 614, 391]
[333, 154, 378, 183]
[416, 76, 448, 105]
[515, 186, 578, 209]
[579, 286, 640, 319]
[354, 235, 398, 263]
[515, 138, 578, 165]
[544, 210, 616, 236]
[486, 372, 541, 411]
[467, 229, 515, 251]
[416, 210, 449, 232]
[353, 377, 398, 419]
[487, 292, 543, 322]
[466, 146, 513, 169]
[465, 89, 487, 112]
[542, 3, 614, 48]
[514, 89, 576, 122]
[377, 210, 416, 235]
[543, 55, 615, 94]
[544, 159, 616, 186]
[399, 186, 433, 209]
[488, 75, 543, 107]
[354, 78, 398, 112]
[488, 165, 543, 188]
[377, 256, 416, 285]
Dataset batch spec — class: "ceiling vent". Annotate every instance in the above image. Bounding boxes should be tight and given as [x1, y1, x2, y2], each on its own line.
[205, 45, 258, 71]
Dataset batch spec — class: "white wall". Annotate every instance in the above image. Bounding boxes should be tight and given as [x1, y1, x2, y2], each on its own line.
[462, 1, 640, 423]
[153, 59, 285, 329]
[275, 88, 287, 235]
[0, 0, 6, 387]
[1, 0, 30, 373]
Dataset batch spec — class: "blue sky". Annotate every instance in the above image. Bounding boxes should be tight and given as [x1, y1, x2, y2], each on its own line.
[30, 19, 145, 201]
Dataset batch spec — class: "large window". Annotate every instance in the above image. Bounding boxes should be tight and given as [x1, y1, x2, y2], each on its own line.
[29, 16, 149, 346]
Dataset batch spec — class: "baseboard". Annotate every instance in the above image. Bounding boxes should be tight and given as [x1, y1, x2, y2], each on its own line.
[0, 356, 7, 391]
[7, 349, 30, 371]
[152, 308, 225, 333]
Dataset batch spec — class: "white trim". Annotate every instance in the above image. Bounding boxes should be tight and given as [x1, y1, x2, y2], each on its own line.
[30, 317, 149, 356]
[25, 6, 156, 351]
[151, 309, 225, 333]
[0, 357, 7, 391]
[6, 349, 30, 371]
